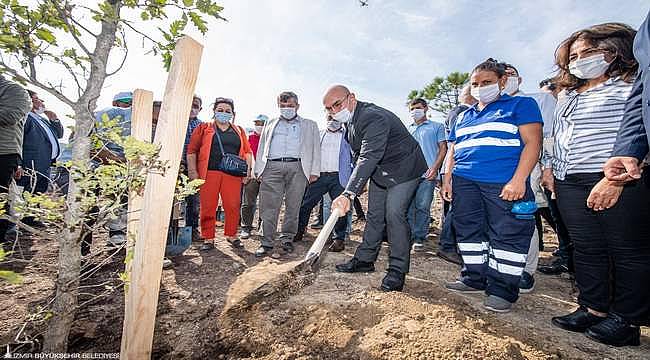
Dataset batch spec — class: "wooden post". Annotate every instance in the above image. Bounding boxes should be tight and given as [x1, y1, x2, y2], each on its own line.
[121, 36, 203, 359]
[120, 89, 153, 355]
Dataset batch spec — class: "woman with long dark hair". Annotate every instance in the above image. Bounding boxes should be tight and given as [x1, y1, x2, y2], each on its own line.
[541, 23, 648, 347]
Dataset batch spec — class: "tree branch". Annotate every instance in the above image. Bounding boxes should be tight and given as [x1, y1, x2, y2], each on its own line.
[0, 62, 75, 107]
[106, 28, 128, 77]
[52, 1, 93, 57]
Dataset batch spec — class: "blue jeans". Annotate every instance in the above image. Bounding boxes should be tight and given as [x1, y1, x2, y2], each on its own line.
[407, 178, 436, 243]
[297, 172, 347, 240]
[438, 206, 457, 253]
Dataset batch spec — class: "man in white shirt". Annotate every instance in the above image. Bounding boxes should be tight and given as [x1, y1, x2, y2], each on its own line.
[294, 117, 352, 252]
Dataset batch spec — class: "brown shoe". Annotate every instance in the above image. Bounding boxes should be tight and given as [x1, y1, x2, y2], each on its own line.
[293, 231, 305, 243]
[329, 239, 345, 252]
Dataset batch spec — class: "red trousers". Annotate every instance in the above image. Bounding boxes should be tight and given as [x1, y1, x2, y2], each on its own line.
[199, 170, 242, 239]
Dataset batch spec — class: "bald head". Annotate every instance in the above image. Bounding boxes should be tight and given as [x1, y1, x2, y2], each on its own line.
[323, 84, 356, 115]
[460, 84, 477, 106]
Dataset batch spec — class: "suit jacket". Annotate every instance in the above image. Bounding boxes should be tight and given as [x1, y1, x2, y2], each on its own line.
[21, 112, 64, 175]
[345, 101, 427, 194]
[319, 129, 353, 187]
[613, 9, 650, 159]
[254, 115, 321, 179]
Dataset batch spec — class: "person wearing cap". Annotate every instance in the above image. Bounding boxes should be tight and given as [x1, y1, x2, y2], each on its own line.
[187, 97, 253, 250]
[253, 91, 321, 257]
[240, 114, 268, 239]
[91, 90, 133, 247]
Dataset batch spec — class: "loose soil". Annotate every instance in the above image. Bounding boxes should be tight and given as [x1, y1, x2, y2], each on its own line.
[1, 196, 649, 359]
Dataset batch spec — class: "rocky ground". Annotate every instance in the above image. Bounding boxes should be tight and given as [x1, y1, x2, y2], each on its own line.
[1, 197, 649, 359]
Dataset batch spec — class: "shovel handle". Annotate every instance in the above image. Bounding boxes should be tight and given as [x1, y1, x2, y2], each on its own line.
[304, 207, 344, 261]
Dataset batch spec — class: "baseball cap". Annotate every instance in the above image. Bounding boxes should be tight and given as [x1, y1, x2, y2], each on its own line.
[113, 91, 133, 103]
[255, 114, 269, 123]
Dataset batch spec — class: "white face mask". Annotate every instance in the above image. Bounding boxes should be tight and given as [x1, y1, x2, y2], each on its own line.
[502, 77, 519, 95]
[471, 83, 501, 104]
[35, 105, 45, 115]
[327, 120, 342, 131]
[331, 108, 352, 123]
[569, 53, 612, 80]
[280, 107, 296, 119]
[254, 125, 264, 134]
[410, 108, 426, 121]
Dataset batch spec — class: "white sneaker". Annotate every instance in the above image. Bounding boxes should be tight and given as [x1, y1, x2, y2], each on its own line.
[162, 258, 173, 269]
[239, 230, 251, 239]
[413, 243, 425, 252]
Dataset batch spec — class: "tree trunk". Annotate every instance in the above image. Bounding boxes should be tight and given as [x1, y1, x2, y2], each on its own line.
[41, 0, 120, 352]
[42, 109, 95, 353]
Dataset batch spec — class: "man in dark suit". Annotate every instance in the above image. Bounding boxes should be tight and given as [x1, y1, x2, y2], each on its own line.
[16, 90, 64, 198]
[604, 9, 650, 181]
[325, 85, 427, 292]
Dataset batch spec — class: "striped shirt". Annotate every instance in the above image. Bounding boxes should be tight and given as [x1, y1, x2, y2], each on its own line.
[550, 78, 633, 180]
[448, 94, 543, 183]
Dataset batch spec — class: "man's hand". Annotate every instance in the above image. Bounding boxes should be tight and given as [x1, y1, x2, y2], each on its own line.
[424, 167, 438, 181]
[309, 175, 319, 184]
[441, 176, 452, 202]
[14, 166, 23, 180]
[587, 178, 624, 211]
[500, 178, 526, 201]
[541, 168, 555, 194]
[603, 156, 642, 183]
[332, 195, 351, 215]
[43, 110, 58, 122]
[188, 170, 199, 180]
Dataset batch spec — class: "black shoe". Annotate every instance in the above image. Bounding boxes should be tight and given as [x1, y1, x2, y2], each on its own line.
[519, 271, 535, 293]
[281, 242, 294, 254]
[293, 231, 305, 243]
[436, 249, 462, 265]
[310, 222, 323, 230]
[335, 258, 375, 273]
[381, 269, 405, 292]
[199, 242, 215, 251]
[552, 306, 606, 333]
[538, 259, 570, 275]
[329, 239, 345, 252]
[585, 313, 640, 347]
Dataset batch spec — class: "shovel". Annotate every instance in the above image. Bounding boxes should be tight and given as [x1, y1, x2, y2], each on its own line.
[221, 207, 344, 315]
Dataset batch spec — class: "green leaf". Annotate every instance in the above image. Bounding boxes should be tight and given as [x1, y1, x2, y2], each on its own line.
[183, 0, 194, 6]
[188, 11, 207, 34]
[0, 270, 23, 285]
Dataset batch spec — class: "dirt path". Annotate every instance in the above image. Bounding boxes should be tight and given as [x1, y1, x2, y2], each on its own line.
[1, 202, 649, 359]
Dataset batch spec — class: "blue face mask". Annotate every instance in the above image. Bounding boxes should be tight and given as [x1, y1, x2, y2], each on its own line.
[214, 111, 233, 123]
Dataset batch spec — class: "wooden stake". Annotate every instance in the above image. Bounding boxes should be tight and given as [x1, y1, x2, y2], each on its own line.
[121, 36, 203, 359]
[120, 89, 153, 355]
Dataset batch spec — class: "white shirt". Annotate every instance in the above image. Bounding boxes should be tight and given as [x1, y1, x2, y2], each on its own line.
[320, 129, 342, 172]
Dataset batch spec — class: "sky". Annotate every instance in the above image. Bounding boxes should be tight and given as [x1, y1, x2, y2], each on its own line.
[18, 0, 650, 134]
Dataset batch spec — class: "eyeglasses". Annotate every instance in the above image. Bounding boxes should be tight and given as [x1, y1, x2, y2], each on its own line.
[324, 94, 349, 113]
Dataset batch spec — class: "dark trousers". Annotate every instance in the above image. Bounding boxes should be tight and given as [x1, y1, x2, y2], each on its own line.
[353, 197, 365, 219]
[0, 154, 19, 241]
[298, 173, 347, 240]
[453, 175, 534, 303]
[241, 179, 260, 231]
[555, 172, 650, 325]
[439, 206, 457, 253]
[17, 164, 50, 194]
[354, 177, 419, 273]
[545, 190, 573, 264]
[185, 193, 199, 229]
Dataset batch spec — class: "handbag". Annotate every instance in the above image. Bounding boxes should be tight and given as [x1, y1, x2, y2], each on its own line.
[213, 124, 248, 177]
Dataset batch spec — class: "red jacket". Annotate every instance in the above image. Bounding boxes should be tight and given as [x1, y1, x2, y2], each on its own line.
[187, 123, 252, 180]
[248, 132, 261, 159]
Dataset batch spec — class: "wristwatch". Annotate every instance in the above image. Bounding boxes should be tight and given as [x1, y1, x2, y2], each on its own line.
[342, 190, 356, 201]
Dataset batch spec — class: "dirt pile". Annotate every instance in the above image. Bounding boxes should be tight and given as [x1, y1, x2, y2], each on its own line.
[218, 290, 553, 360]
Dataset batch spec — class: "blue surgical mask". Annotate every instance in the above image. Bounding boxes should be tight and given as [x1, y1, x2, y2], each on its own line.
[280, 107, 297, 119]
[214, 111, 233, 123]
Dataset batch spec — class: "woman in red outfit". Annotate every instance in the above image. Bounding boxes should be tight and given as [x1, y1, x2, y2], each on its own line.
[187, 97, 253, 250]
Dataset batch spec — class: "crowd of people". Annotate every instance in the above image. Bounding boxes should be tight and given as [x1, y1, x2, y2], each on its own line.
[0, 11, 649, 350]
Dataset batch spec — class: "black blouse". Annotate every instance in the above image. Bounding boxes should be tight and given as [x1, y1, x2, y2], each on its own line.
[208, 125, 241, 171]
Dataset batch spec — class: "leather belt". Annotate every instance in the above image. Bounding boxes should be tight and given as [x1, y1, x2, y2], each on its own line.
[320, 171, 339, 176]
[269, 157, 300, 162]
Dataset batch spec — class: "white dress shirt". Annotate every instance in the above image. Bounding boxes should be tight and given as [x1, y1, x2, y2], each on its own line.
[320, 129, 342, 172]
